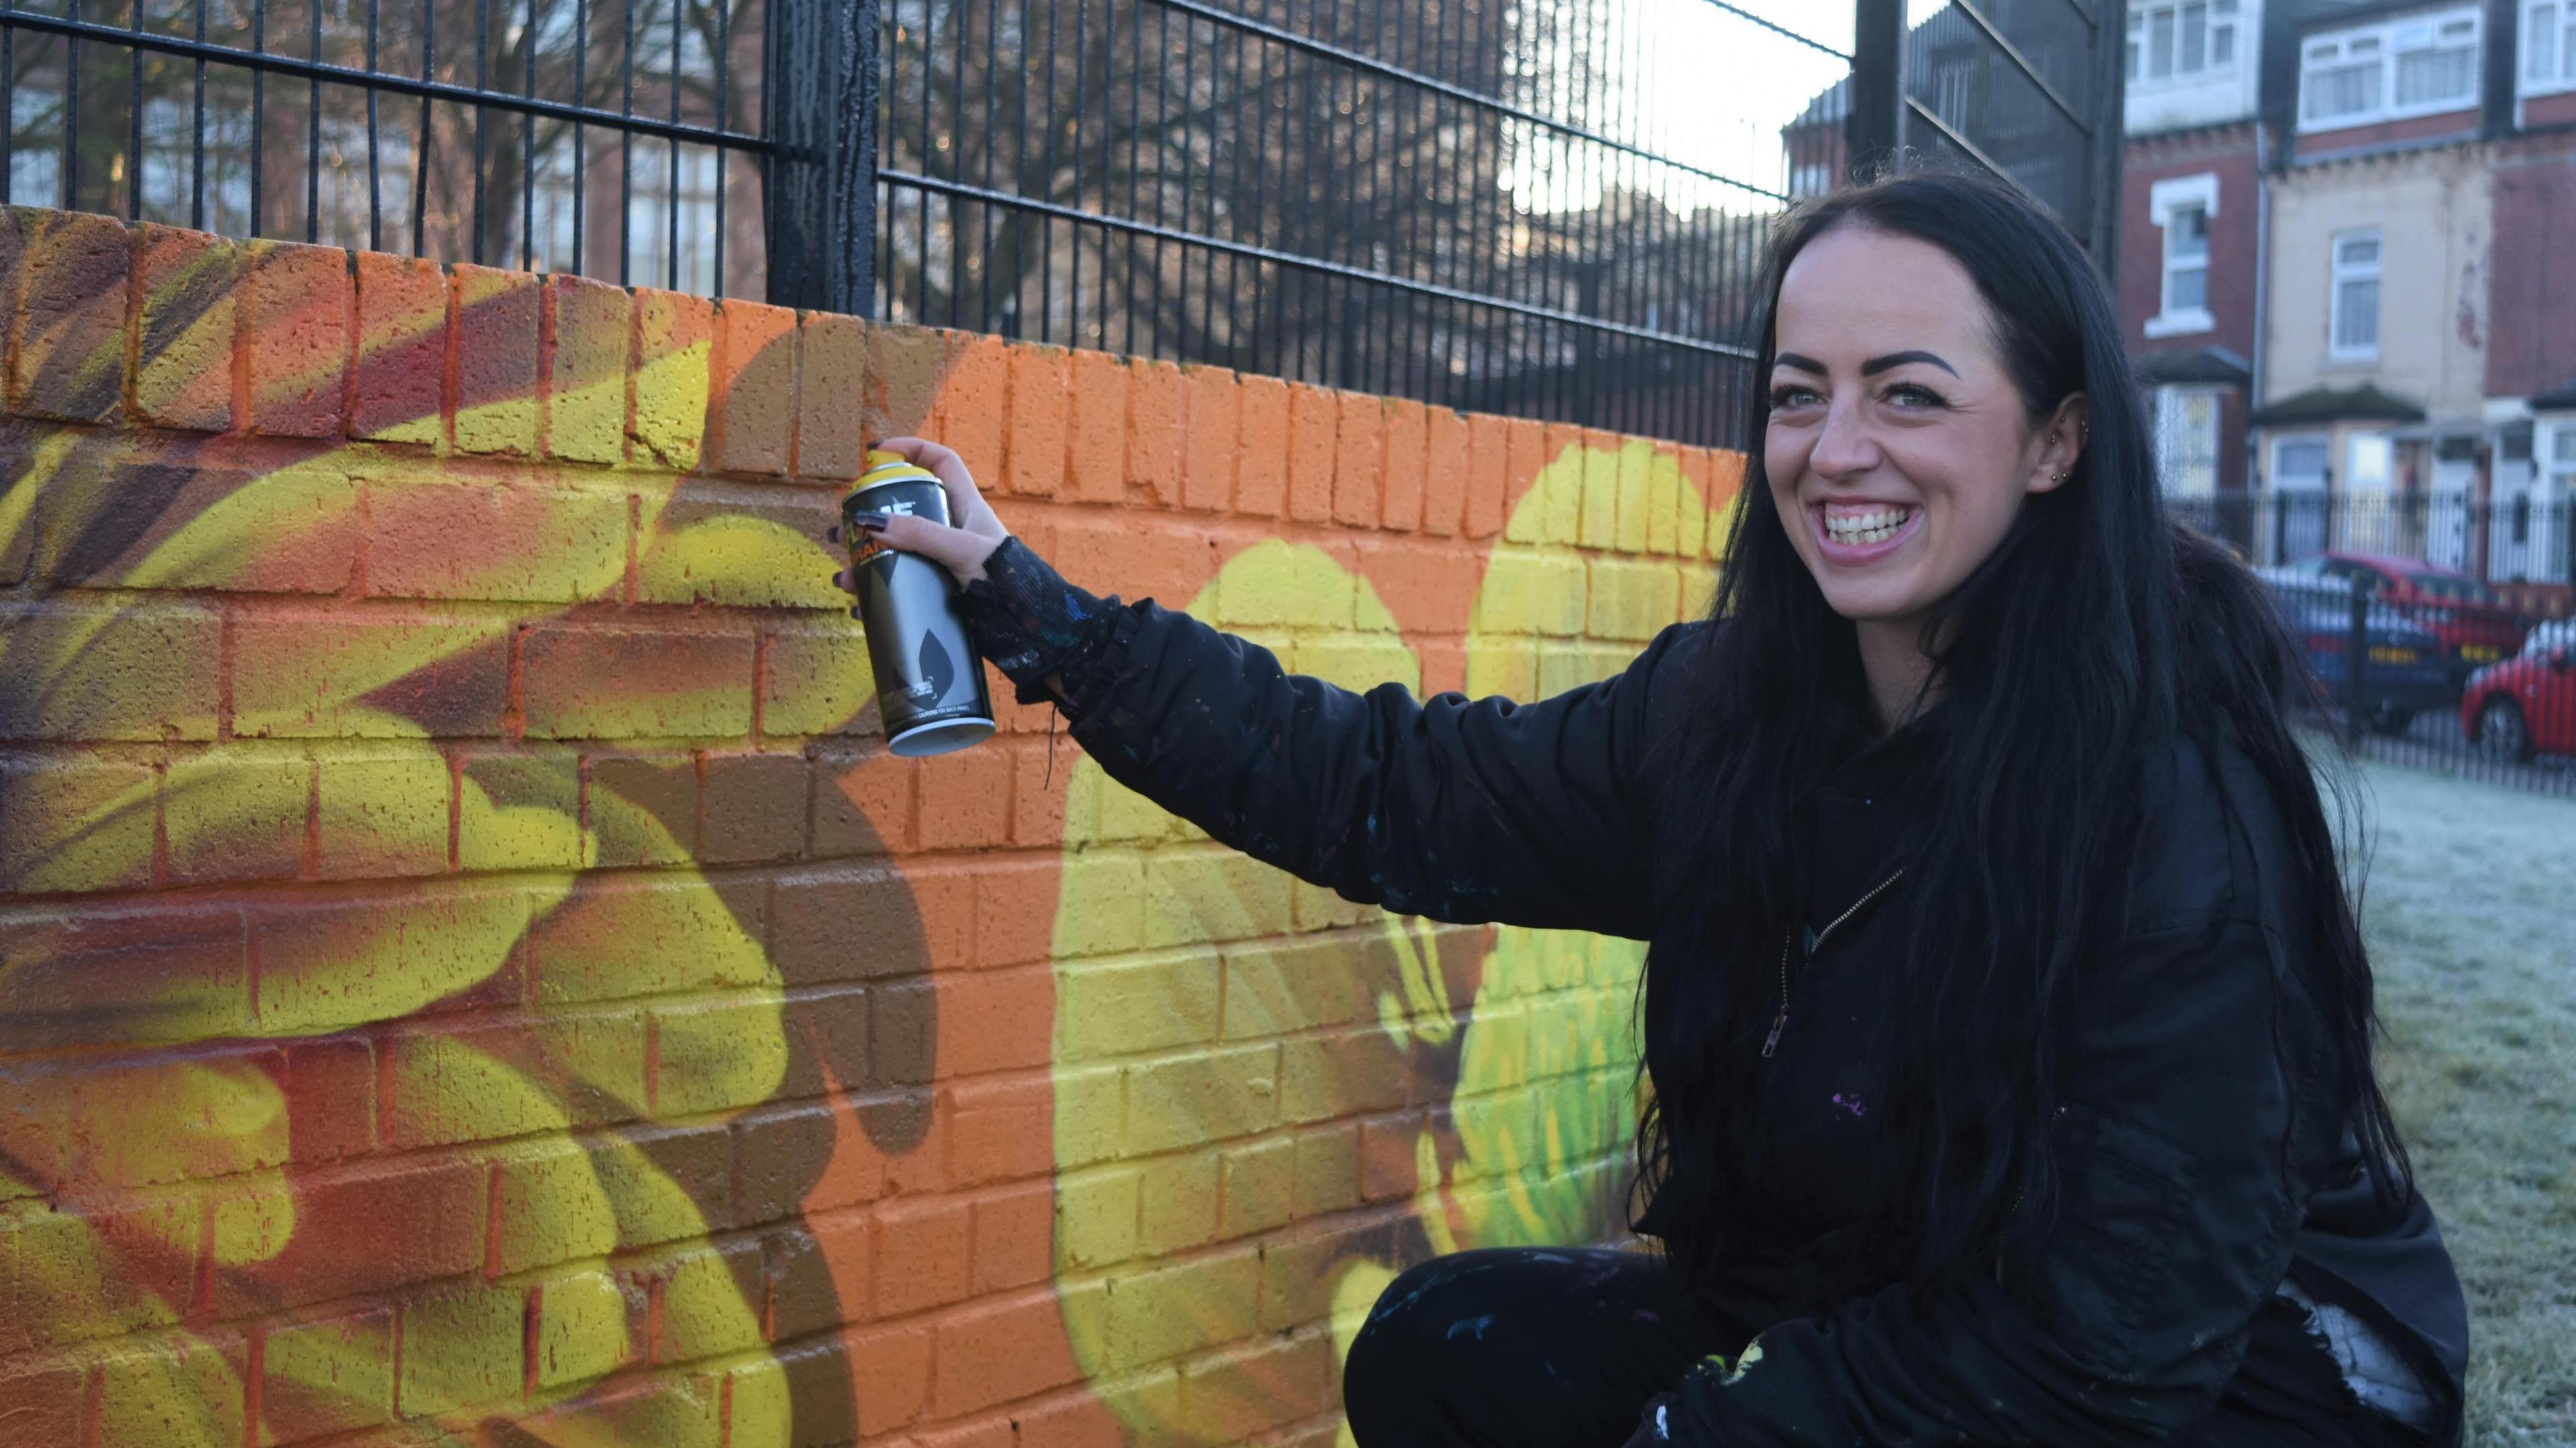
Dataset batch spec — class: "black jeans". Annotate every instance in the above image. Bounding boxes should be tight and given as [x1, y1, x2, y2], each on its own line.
[1340, 1248, 2434, 1448]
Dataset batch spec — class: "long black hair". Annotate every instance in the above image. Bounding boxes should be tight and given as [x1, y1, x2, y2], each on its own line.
[1631, 166, 2414, 1296]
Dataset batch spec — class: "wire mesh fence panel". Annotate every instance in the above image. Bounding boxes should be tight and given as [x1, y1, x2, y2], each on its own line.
[0, 0, 774, 295]
[873, 0, 1851, 449]
[2174, 491, 2576, 798]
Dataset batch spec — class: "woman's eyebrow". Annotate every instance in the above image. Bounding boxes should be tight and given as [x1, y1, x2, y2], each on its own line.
[1860, 349, 1957, 378]
[1770, 349, 1960, 378]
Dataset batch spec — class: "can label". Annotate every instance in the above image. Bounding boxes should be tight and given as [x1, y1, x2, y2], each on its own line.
[845, 457, 996, 756]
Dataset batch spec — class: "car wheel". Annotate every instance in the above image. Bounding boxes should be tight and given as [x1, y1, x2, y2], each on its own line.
[2477, 698, 2533, 763]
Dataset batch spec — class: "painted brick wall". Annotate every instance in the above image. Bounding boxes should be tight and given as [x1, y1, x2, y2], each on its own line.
[0, 205, 1745, 1447]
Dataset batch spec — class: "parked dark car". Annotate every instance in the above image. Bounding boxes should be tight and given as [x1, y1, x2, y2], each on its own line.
[2266, 577, 2457, 734]
[2269, 552, 2530, 681]
[2461, 621, 2576, 762]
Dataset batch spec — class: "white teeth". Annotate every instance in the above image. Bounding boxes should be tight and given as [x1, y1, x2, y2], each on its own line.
[1822, 506, 1913, 546]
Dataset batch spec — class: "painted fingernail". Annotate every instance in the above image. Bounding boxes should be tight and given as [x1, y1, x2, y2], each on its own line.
[826, 524, 841, 543]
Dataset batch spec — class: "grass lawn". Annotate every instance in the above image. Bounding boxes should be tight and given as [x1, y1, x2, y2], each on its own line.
[2345, 759, 2576, 1445]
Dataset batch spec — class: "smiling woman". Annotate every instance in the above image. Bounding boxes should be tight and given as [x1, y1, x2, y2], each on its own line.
[849, 168, 2471, 1448]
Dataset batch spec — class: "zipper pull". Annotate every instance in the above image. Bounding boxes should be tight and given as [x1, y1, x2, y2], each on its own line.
[1761, 1009, 1788, 1058]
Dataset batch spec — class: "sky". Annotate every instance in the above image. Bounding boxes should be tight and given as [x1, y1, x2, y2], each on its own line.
[1504, 0, 1955, 216]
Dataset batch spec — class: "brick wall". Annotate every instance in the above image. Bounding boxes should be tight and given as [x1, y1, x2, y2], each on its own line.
[2485, 137, 2576, 398]
[2118, 123, 2261, 364]
[0, 205, 1744, 1447]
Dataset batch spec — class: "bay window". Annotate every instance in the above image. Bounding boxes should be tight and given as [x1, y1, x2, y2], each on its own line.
[2300, 7, 2481, 129]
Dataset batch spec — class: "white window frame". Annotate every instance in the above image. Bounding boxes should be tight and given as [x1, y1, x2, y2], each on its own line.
[2127, 1, 2243, 89]
[2297, 5, 2483, 131]
[2329, 228, 2383, 362]
[2145, 172, 2219, 339]
[2525, 1, 2576, 96]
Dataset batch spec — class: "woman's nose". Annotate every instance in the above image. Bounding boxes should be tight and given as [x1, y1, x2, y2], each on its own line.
[1807, 402, 1880, 480]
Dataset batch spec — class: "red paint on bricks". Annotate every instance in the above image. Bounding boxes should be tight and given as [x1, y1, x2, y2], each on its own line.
[1004, 345, 1070, 499]
[246, 240, 352, 439]
[1129, 357, 1189, 508]
[131, 225, 240, 433]
[1379, 398, 1427, 533]
[352, 254, 450, 444]
[1067, 349, 1128, 504]
[1331, 391, 1383, 528]
[931, 330, 1010, 488]
[1422, 406, 1467, 538]
[1183, 365, 1239, 512]
[796, 311, 871, 480]
[714, 298, 799, 478]
[1234, 374, 1289, 518]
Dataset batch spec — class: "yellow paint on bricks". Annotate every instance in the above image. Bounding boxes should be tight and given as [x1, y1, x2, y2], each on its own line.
[650, 994, 791, 1119]
[535, 1268, 635, 1390]
[1055, 1165, 1141, 1270]
[635, 515, 848, 610]
[629, 323, 712, 472]
[1055, 953, 1221, 1062]
[491, 1139, 622, 1274]
[97, 1331, 247, 1448]
[654, 1242, 769, 1363]
[717, 1354, 796, 1448]
[262, 1308, 399, 1438]
[0, 1052, 289, 1192]
[1647, 448, 1682, 557]
[256, 879, 554, 1037]
[398, 1282, 524, 1418]
[547, 367, 628, 467]
[1135, 1152, 1221, 1257]
[210, 1175, 294, 1266]
[1579, 442, 1620, 550]
[1471, 552, 1586, 638]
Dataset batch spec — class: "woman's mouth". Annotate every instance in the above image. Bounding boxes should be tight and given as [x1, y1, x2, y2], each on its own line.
[1812, 501, 1921, 561]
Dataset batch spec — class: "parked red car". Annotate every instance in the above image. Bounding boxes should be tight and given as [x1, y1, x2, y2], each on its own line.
[2272, 553, 2530, 678]
[2461, 622, 2576, 761]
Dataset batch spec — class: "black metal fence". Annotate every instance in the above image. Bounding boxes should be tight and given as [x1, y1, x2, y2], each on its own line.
[873, 0, 1851, 448]
[2174, 492, 2576, 797]
[0, 0, 2127, 449]
[0, 0, 780, 292]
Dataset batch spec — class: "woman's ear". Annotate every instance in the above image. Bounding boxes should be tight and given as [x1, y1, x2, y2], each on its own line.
[2027, 393, 2090, 496]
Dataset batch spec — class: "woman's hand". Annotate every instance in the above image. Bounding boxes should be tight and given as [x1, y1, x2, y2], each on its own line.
[830, 436, 1011, 590]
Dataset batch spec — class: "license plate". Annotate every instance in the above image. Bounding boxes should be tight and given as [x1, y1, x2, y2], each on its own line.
[2462, 646, 2499, 662]
[2369, 647, 2418, 665]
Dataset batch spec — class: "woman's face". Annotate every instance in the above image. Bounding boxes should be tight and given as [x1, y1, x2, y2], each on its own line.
[1762, 223, 2085, 631]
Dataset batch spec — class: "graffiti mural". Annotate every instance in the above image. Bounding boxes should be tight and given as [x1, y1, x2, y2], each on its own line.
[0, 205, 1741, 1447]
[1051, 443, 1733, 1444]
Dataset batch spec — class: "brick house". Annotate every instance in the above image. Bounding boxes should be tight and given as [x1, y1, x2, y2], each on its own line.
[2094, 0, 2576, 606]
[2120, 0, 2267, 500]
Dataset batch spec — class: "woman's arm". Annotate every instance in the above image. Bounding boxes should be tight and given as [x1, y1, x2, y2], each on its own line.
[845, 439, 1685, 938]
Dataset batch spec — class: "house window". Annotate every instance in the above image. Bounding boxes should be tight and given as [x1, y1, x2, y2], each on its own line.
[2127, 1, 2241, 85]
[2145, 173, 2219, 339]
[2166, 206, 2210, 313]
[2528, 2, 2576, 93]
[2155, 387, 2224, 497]
[2330, 229, 2381, 360]
[2300, 7, 2482, 129]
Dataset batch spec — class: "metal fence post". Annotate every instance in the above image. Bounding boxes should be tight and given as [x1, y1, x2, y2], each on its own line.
[767, 0, 879, 315]
[2345, 571, 2370, 744]
[1846, 0, 1904, 183]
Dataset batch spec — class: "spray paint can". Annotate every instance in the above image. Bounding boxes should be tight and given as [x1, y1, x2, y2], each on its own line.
[843, 451, 997, 757]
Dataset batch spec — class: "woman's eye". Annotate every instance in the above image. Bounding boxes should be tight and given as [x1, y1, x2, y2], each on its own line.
[1768, 386, 1821, 409]
[1885, 383, 1947, 409]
